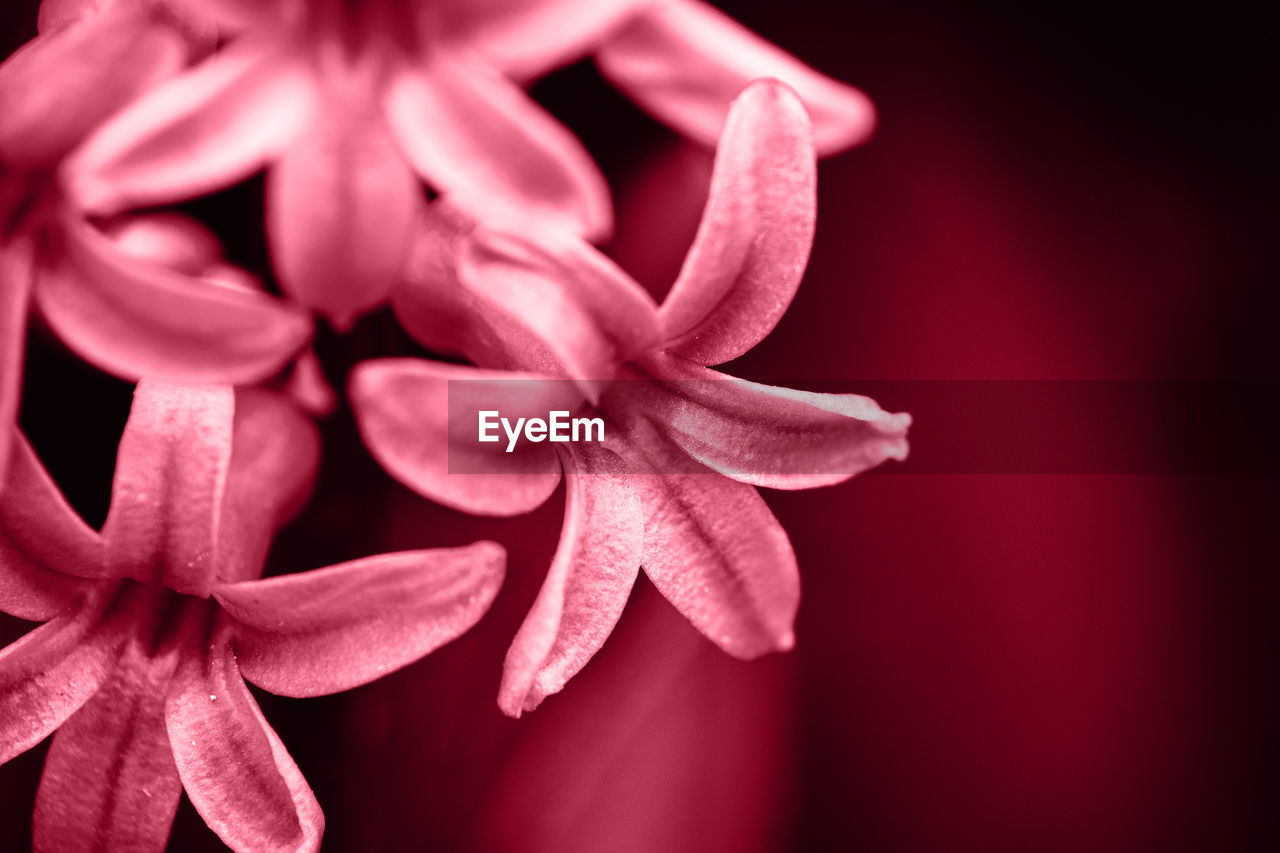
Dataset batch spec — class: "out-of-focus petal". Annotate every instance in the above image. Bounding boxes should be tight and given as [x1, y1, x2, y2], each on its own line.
[349, 359, 568, 517]
[385, 52, 611, 240]
[101, 382, 233, 596]
[595, 0, 875, 154]
[106, 212, 223, 275]
[280, 348, 336, 417]
[499, 442, 642, 716]
[166, 0, 288, 31]
[38, 0, 219, 59]
[36, 217, 310, 385]
[0, 9, 184, 169]
[657, 79, 816, 365]
[64, 37, 317, 214]
[33, 618, 183, 853]
[639, 353, 910, 488]
[0, 585, 141, 764]
[0, 240, 32, 485]
[217, 541, 506, 698]
[166, 619, 323, 853]
[635, 463, 799, 658]
[266, 107, 419, 328]
[215, 389, 319, 585]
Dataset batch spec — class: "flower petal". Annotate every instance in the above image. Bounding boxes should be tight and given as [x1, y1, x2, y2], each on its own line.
[637, 353, 910, 488]
[266, 107, 419, 327]
[36, 216, 311, 385]
[595, 0, 875, 154]
[38, 0, 219, 60]
[384, 52, 611, 240]
[162, 0, 287, 31]
[499, 442, 642, 716]
[634, 463, 799, 658]
[657, 78, 816, 365]
[216, 541, 505, 698]
[348, 359, 567, 517]
[0, 240, 33, 486]
[100, 382, 233, 596]
[105, 212, 223, 276]
[0, 8, 184, 169]
[65, 37, 317, 215]
[166, 618, 323, 853]
[0, 585, 142, 765]
[33, 613, 184, 853]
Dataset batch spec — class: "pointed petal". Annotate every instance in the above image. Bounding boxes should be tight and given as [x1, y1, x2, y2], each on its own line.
[636, 466, 799, 658]
[639, 354, 910, 488]
[0, 9, 184, 169]
[348, 359, 566, 517]
[0, 240, 33, 486]
[215, 389, 319, 585]
[100, 383, 233, 596]
[595, 0, 875, 154]
[384, 53, 611, 240]
[0, 585, 143, 765]
[166, 619, 323, 853]
[657, 79, 816, 365]
[266, 108, 419, 327]
[33, 618, 183, 853]
[65, 38, 317, 215]
[36, 217, 311, 385]
[217, 541, 505, 698]
[499, 443, 642, 716]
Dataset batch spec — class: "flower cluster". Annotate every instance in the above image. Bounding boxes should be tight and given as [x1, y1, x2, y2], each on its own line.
[0, 0, 908, 849]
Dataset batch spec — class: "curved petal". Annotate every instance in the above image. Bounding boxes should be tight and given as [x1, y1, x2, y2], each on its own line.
[0, 240, 33, 486]
[348, 359, 567, 517]
[595, 0, 875, 155]
[36, 217, 311, 385]
[499, 442, 642, 716]
[0, 9, 184, 169]
[105, 212, 223, 276]
[101, 382, 234, 596]
[215, 389, 319, 585]
[38, 0, 219, 60]
[384, 52, 611, 240]
[216, 541, 506, 698]
[64, 37, 317, 215]
[33, 618, 184, 853]
[266, 105, 419, 328]
[166, 618, 323, 853]
[0, 585, 143, 765]
[638, 354, 910, 488]
[632, 451, 799, 658]
[657, 79, 816, 365]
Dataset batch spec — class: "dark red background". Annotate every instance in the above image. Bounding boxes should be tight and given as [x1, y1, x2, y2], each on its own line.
[2, 1, 1277, 850]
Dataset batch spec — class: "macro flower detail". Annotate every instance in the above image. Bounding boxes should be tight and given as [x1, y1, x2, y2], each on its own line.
[349, 80, 910, 716]
[0, 382, 506, 851]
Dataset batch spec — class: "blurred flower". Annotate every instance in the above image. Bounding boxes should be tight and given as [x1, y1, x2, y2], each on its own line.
[0, 382, 505, 851]
[349, 80, 909, 716]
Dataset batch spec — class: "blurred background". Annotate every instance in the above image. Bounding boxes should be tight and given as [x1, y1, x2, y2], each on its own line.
[2, 1, 1277, 850]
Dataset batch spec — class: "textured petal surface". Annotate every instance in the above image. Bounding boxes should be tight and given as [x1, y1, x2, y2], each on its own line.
[166, 616, 323, 853]
[638, 354, 910, 488]
[385, 53, 611, 239]
[349, 359, 567, 517]
[632, 449, 800, 657]
[36, 217, 310, 385]
[0, 240, 32, 485]
[0, 8, 184, 168]
[33, 604, 184, 853]
[65, 38, 316, 214]
[101, 383, 233, 596]
[658, 79, 816, 365]
[595, 0, 875, 154]
[499, 442, 642, 716]
[0, 585, 143, 765]
[267, 104, 419, 327]
[217, 542, 506, 698]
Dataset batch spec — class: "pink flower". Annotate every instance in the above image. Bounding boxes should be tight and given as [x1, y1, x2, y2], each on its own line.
[348, 80, 910, 716]
[63, 0, 875, 326]
[0, 382, 505, 851]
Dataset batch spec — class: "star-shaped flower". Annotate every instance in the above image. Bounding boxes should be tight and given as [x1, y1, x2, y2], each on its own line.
[349, 80, 909, 715]
[0, 382, 505, 851]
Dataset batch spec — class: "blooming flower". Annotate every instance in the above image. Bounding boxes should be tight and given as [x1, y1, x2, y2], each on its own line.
[348, 80, 910, 716]
[63, 0, 876, 326]
[0, 381, 506, 851]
